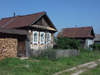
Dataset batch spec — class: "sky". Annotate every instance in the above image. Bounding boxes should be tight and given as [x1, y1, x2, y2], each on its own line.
[0, 0, 100, 36]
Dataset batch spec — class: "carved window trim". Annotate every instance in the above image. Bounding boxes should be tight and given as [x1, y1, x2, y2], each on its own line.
[33, 31, 38, 45]
[40, 32, 45, 44]
[46, 33, 51, 45]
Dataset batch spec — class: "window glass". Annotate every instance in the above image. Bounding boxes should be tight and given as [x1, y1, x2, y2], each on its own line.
[34, 33, 37, 42]
[33, 31, 38, 45]
[40, 32, 45, 44]
[46, 33, 51, 44]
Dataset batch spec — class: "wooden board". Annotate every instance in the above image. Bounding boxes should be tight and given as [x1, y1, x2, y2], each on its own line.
[17, 39, 26, 57]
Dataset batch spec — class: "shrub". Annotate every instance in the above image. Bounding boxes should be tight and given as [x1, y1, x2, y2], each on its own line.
[56, 37, 80, 49]
[80, 48, 92, 53]
[90, 43, 100, 50]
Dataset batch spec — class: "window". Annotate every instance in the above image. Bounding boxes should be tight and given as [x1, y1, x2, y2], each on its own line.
[40, 32, 45, 44]
[33, 31, 38, 45]
[46, 33, 51, 44]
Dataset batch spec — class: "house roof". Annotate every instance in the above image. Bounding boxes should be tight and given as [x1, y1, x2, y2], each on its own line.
[0, 28, 28, 35]
[57, 26, 95, 39]
[0, 11, 57, 31]
[94, 34, 100, 41]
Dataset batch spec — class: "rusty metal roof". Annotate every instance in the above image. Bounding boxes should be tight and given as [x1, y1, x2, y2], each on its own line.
[57, 26, 95, 39]
[0, 11, 57, 31]
[0, 28, 28, 35]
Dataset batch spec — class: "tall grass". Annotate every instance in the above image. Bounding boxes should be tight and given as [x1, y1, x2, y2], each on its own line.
[0, 49, 100, 75]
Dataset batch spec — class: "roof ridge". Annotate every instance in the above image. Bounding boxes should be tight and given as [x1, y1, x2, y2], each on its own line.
[64, 26, 92, 29]
[1, 17, 13, 20]
[1, 11, 45, 19]
[30, 12, 46, 25]
[18, 11, 45, 17]
[88, 27, 93, 37]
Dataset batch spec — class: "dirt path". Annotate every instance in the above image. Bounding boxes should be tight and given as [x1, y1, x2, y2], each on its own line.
[53, 59, 100, 75]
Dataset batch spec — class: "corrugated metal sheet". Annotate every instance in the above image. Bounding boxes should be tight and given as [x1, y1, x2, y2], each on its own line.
[57, 26, 95, 38]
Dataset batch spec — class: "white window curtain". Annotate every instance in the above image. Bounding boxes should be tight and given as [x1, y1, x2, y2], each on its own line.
[46, 33, 51, 44]
[33, 31, 38, 45]
[40, 32, 45, 44]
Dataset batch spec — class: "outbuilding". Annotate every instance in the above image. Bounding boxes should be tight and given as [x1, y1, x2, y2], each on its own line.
[57, 26, 95, 49]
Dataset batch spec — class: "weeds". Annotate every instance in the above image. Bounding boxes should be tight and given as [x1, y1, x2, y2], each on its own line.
[0, 49, 100, 75]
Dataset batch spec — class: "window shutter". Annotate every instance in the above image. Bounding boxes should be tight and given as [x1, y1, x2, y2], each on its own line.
[43, 32, 45, 44]
[49, 33, 51, 44]
[33, 31, 38, 45]
[40, 32, 45, 44]
[37, 32, 39, 45]
[46, 33, 51, 45]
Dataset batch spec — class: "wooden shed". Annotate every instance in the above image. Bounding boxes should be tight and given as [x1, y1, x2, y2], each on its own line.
[0, 28, 28, 57]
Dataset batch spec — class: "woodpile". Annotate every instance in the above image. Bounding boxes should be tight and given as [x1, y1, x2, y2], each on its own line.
[0, 38, 17, 60]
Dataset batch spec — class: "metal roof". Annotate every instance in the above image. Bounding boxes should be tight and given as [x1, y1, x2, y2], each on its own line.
[57, 26, 95, 39]
[0, 11, 57, 31]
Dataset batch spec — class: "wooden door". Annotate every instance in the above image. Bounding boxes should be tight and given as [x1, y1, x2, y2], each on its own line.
[17, 39, 25, 57]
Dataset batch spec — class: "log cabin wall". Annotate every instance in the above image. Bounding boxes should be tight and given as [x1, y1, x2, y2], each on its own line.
[28, 30, 55, 57]
[15, 27, 56, 57]
[30, 30, 54, 50]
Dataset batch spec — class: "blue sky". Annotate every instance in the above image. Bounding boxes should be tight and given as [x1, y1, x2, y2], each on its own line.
[0, 0, 100, 36]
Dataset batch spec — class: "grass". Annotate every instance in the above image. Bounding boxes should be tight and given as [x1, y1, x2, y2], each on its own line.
[58, 70, 76, 75]
[80, 63, 100, 75]
[0, 49, 100, 75]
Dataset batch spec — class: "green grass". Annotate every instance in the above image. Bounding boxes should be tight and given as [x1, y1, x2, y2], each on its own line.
[0, 49, 100, 75]
[80, 63, 100, 75]
[58, 70, 76, 75]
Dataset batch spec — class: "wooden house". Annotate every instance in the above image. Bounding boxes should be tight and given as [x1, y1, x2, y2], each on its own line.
[94, 34, 100, 44]
[57, 26, 95, 49]
[0, 11, 57, 57]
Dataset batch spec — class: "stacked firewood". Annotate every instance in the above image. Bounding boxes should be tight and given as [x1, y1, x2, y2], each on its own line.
[0, 38, 17, 60]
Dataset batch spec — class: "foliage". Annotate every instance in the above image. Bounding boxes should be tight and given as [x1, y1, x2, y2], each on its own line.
[56, 36, 80, 49]
[54, 36, 57, 43]
[90, 43, 100, 50]
[80, 48, 92, 53]
[0, 49, 100, 75]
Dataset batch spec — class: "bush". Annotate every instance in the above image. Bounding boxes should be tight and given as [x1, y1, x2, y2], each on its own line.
[80, 48, 92, 53]
[56, 37, 80, 49]
[90, 43, 100, 50]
